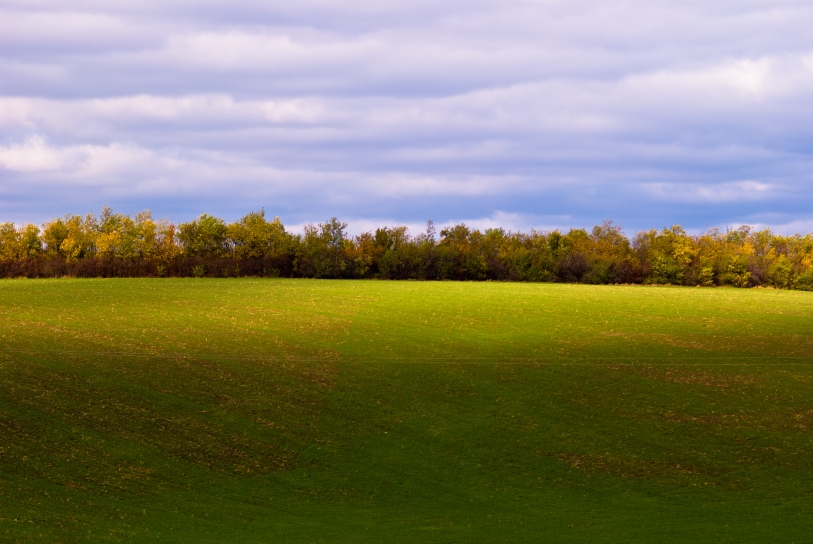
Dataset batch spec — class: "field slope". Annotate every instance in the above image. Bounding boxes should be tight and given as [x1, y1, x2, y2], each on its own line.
[1, 279, 813, 542]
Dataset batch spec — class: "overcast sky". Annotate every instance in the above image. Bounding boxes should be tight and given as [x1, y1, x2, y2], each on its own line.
[1, 0, 812, 234]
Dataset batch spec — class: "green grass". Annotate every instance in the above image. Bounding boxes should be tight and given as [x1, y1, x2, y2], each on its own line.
[2, 279, 813, 542]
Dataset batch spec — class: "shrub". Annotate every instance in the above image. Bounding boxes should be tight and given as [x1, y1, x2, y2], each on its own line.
[795, 270, 813, 291]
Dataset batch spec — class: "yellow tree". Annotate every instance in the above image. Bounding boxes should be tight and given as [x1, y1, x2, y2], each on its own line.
[226, 210, 289, 260]
[0, 223, 40, 261]
[634, 225, 696, 285]
[41, 214, 97, 261]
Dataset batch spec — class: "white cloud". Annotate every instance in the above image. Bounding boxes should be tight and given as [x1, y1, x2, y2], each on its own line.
[643, 180, 777, 203]
[624, 54, 813, 102]
[437, 211, 577, 234]
[1, 0, 813, 231]
[754, 218, 813, 235]
[0, 9, 151, 51]
[293, 211, 578, 237]
[0, 136, 83, 172]
[0, 136, 169, 184]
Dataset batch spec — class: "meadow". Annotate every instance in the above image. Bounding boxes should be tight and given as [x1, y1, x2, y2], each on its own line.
[1, 279, 812, 542]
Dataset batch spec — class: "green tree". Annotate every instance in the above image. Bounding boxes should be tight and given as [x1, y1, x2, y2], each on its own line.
[295, 218, 349, 278]
[177, 214, 228, 257]
[227, 210, 289, 259]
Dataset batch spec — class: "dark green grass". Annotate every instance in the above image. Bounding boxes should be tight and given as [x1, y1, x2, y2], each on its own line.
[2, 279, 813, 542]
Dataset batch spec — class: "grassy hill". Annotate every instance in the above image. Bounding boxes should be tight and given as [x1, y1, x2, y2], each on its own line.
[1, 279, 812, 542]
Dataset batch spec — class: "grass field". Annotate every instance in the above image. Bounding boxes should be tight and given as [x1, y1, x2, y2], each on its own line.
[2, 279, 813, 542]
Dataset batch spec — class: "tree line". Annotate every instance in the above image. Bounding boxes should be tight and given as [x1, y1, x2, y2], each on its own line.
[1, 207, 812, 289]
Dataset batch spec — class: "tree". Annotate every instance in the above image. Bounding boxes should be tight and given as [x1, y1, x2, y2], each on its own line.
[227, 210, 289, 260]
[40, 214, 98, 261]
[295, 218, 349, 278]
[177, 214, 228, 257]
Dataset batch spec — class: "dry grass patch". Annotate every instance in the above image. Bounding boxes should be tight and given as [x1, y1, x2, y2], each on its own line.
[661, 409, 813, 432]
[609, 365, 759, 390]
[544, 451, 723, 485]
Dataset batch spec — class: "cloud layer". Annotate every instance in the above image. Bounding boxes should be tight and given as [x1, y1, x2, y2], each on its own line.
[2, 0, 813, 233]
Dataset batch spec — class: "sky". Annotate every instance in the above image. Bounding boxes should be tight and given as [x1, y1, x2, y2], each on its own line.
[1, 0, 813, 235]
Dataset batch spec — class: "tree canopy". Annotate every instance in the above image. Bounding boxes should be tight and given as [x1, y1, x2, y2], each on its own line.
[1, 210, 812, 289]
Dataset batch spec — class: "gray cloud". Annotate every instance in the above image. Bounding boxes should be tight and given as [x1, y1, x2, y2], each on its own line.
[1, 0, 812, 233]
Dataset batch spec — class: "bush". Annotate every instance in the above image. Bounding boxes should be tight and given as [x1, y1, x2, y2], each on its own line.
[795, 270, 813, 291]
